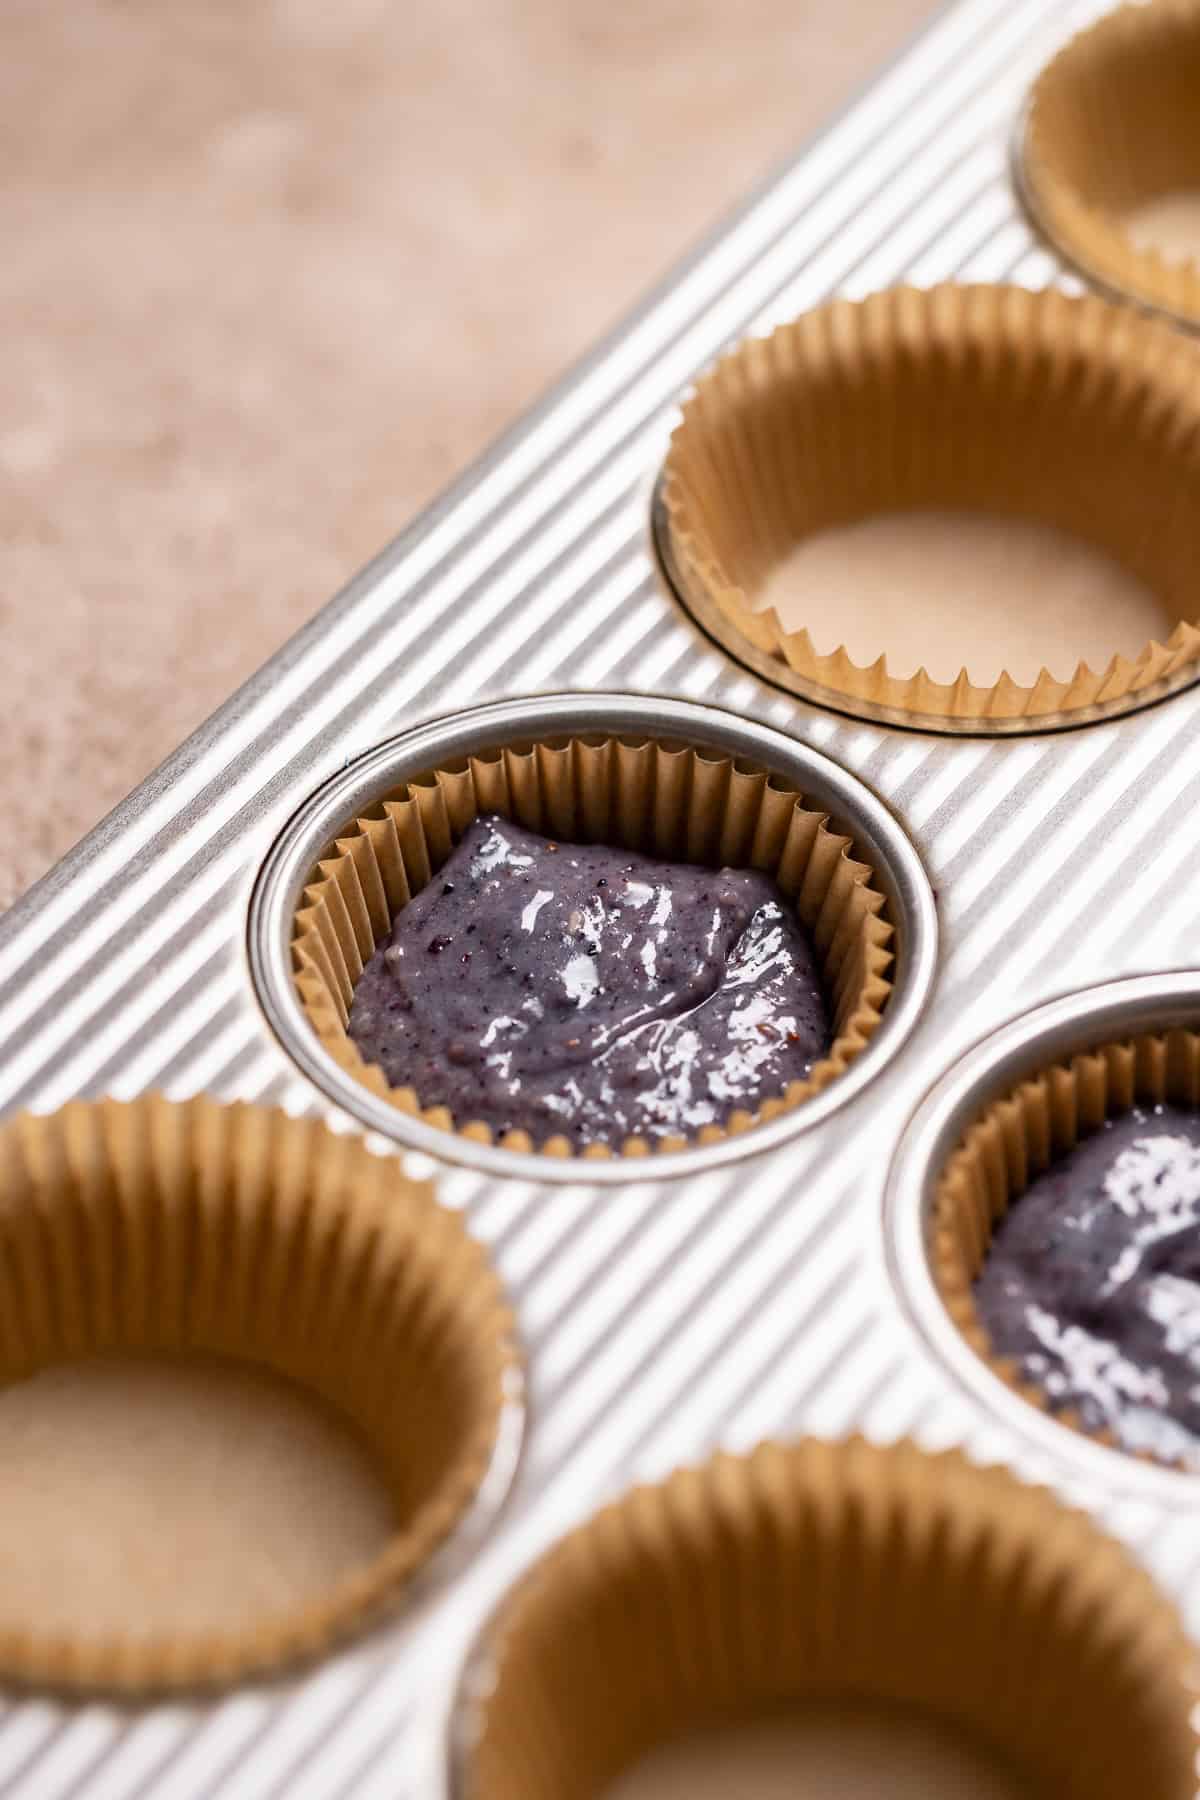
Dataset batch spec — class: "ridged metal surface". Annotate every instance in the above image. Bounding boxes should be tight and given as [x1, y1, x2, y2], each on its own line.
[0, 0, 1194, 1793]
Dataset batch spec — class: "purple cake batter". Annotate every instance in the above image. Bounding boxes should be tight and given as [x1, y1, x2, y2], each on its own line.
[347, 813, 831, 1148]
[974, 1103, 1200, 1469]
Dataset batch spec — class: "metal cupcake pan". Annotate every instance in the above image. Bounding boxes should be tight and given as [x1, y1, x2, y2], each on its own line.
[3, 0, 1200, 1793]
[249, 691, 938, 1184]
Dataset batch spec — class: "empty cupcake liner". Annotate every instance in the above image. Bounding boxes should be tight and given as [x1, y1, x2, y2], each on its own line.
[1023, 1, 1200, 327]
[0, 1094, 517, 1693]
[932, 1025, 1200, 1467]
[453, 1436, 1198, 1800]
[660, 283, 1200, 727]
[290, 734, 894, 1159]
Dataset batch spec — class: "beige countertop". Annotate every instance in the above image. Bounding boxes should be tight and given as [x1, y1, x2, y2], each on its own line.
[0, 0, 932, 908]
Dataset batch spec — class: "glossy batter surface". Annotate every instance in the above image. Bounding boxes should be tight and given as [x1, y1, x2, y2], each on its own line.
[347, 814, 831, 1148]
[974, 1104, 1200, 1469]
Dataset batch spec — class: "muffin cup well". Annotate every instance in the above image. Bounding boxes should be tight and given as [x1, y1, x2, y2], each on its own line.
[291, 734, 893, 1159]
[932, 1025, 1200, 1467]
[1022, 1, 1200, 328]
[660, 284, 1200, 728]
[0, 1095, 517, 1693]
[453, 1437, 1198, 1800]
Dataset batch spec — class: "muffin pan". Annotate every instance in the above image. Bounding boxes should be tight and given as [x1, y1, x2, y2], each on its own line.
[3, 0, 1200, 1794]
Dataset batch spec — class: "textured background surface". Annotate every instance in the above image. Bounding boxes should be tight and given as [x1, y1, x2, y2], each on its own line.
[0, 0, 932, 907]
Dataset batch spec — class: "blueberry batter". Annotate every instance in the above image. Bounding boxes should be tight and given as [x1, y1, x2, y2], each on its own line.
[974, 1104, 1200, 1469]
[347, 814, 831, 1148]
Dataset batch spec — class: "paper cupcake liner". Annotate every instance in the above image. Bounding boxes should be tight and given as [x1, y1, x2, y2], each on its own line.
[455, 1436, 1197, 1800]
[291, 734, 893, 1159]
[933, 1026, 1200, 1465]
[1024, 2, 1200, 327]
[661, 284, 1200, 725]
[0, 1094, 516, 1693]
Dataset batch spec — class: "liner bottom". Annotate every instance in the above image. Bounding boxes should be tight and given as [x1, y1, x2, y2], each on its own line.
[603, 1704, 1034, 1800]
[0, 1353, 397, 1642]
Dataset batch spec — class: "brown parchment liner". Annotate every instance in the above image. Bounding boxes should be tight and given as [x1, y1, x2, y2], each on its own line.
[661, 284, 1200, 724]
[457, 1436, 1198, 1800]
[290, 736, 893, 1158]
[1025, 2, 1200, 328]
[0, 1094, 516, 1693]
[933, 1027, 1200, 1468]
